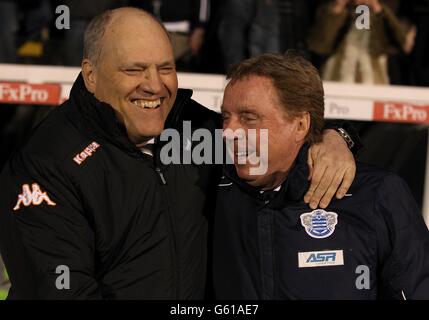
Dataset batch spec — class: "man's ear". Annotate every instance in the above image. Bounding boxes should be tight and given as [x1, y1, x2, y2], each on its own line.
[81, 59, 96, 94]
[295, 112, 310, 143]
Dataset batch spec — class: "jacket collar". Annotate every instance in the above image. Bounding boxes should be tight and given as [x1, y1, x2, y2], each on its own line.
[68, 73, 192, 155]
[224, 144, 310, 206]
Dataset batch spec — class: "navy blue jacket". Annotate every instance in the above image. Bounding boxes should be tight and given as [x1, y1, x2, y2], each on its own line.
[213, 145, 429, 299]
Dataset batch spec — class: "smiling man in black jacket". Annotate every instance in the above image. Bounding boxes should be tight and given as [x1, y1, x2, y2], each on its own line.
[214, 52, 429, 300]
[0, 8, 357, 299]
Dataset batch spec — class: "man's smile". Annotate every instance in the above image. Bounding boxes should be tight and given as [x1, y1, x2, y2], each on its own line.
[131, 98, 163, 109]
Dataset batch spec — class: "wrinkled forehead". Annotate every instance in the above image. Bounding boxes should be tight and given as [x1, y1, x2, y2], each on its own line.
[223, 76, 277, 102]
[222, 76, 288, 118]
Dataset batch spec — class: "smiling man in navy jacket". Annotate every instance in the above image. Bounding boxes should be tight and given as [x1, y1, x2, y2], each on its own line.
[214, 51, 429, 299]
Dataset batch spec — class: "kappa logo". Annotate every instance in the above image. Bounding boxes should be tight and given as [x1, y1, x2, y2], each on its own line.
[73, 141, 100, 165]
[13, 183, 56, 211]
[300, 209, 338, 239]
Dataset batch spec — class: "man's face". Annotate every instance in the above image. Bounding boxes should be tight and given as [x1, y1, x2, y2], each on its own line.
[86, 14, 178, 144]
[221, 75, 304, 190]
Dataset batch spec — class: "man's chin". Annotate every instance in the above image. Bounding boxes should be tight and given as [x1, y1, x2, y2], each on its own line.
[130, 128, 163, 144]
[235, 166, 261, 186]
[139, 124, 164, 137]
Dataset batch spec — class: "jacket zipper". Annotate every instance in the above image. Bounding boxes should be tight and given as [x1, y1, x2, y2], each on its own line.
[150, 93, 189, 298]
[155, 166, 180, 299]
[156, 167, 167, 184]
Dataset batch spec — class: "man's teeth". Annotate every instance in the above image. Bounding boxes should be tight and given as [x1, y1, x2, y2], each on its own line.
[235, 151, 257, 157]
[132, 99, 161, 109]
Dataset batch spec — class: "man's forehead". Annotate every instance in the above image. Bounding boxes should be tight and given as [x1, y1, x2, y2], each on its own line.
[107, 23, 167, 43]
[222, 79, 282, 115]
[101, 27, 173, 65]
[112, 44, 174, 65]
[103, 11, 170, 46]
[221, 101, 264, 114]
[224, 79, 271, 102]
[221, 91, 264, 114]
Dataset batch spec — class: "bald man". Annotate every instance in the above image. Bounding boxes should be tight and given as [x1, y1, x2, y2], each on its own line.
[0, 8, 357, 299]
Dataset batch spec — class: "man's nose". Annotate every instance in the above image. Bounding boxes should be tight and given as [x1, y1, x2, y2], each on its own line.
[223, 119, 246, 141]
[138, 67, 163, 95]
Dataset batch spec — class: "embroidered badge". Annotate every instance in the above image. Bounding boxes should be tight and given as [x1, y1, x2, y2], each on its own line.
[300, 209, 338, 239]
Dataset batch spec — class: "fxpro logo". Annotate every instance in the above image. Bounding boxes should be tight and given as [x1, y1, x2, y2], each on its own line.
[298, 250, 344, 268]
[374, 101, 429, 124]
[0, 82, 60, 105]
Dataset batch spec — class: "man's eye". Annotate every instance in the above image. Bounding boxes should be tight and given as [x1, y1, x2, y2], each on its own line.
[241, 114, 258, 122]
[159, 66, 175, 74]
[124, 69, 142, 74]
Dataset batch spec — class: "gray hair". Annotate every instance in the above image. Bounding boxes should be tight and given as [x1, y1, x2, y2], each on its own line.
[83, 10, 113, 66]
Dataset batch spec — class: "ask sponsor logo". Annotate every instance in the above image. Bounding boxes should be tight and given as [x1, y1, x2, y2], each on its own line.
[298, 250, 344, 268]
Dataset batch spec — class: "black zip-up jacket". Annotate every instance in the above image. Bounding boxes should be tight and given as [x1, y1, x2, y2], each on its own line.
[213, 145, 429, 299]
[0, 74, 221, 299]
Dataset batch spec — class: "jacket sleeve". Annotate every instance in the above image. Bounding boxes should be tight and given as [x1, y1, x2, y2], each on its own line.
[0, 152, 102, 299]
[375, 174, 429, 299]
[323, 120, 364, 154]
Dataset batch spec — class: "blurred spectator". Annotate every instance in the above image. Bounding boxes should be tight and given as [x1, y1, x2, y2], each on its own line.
[47, 0, 120, 66]
[277, 0, 318, 56]
[308, 0, 410, 84]
[216, 0, 319, 73]
[307, 0, 428, 210]
[408, 0, 429, 86]
[385, 0, 417, 85]
[217, 0, 279, 71]
[16, 0, 52, 62]
[199, 0, 226, 73]
[129, 0, 210, 71]
[0, 0, 18, 63]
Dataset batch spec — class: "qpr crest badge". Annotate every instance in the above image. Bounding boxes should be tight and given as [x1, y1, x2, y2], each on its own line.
[300, 209, 338, 239]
